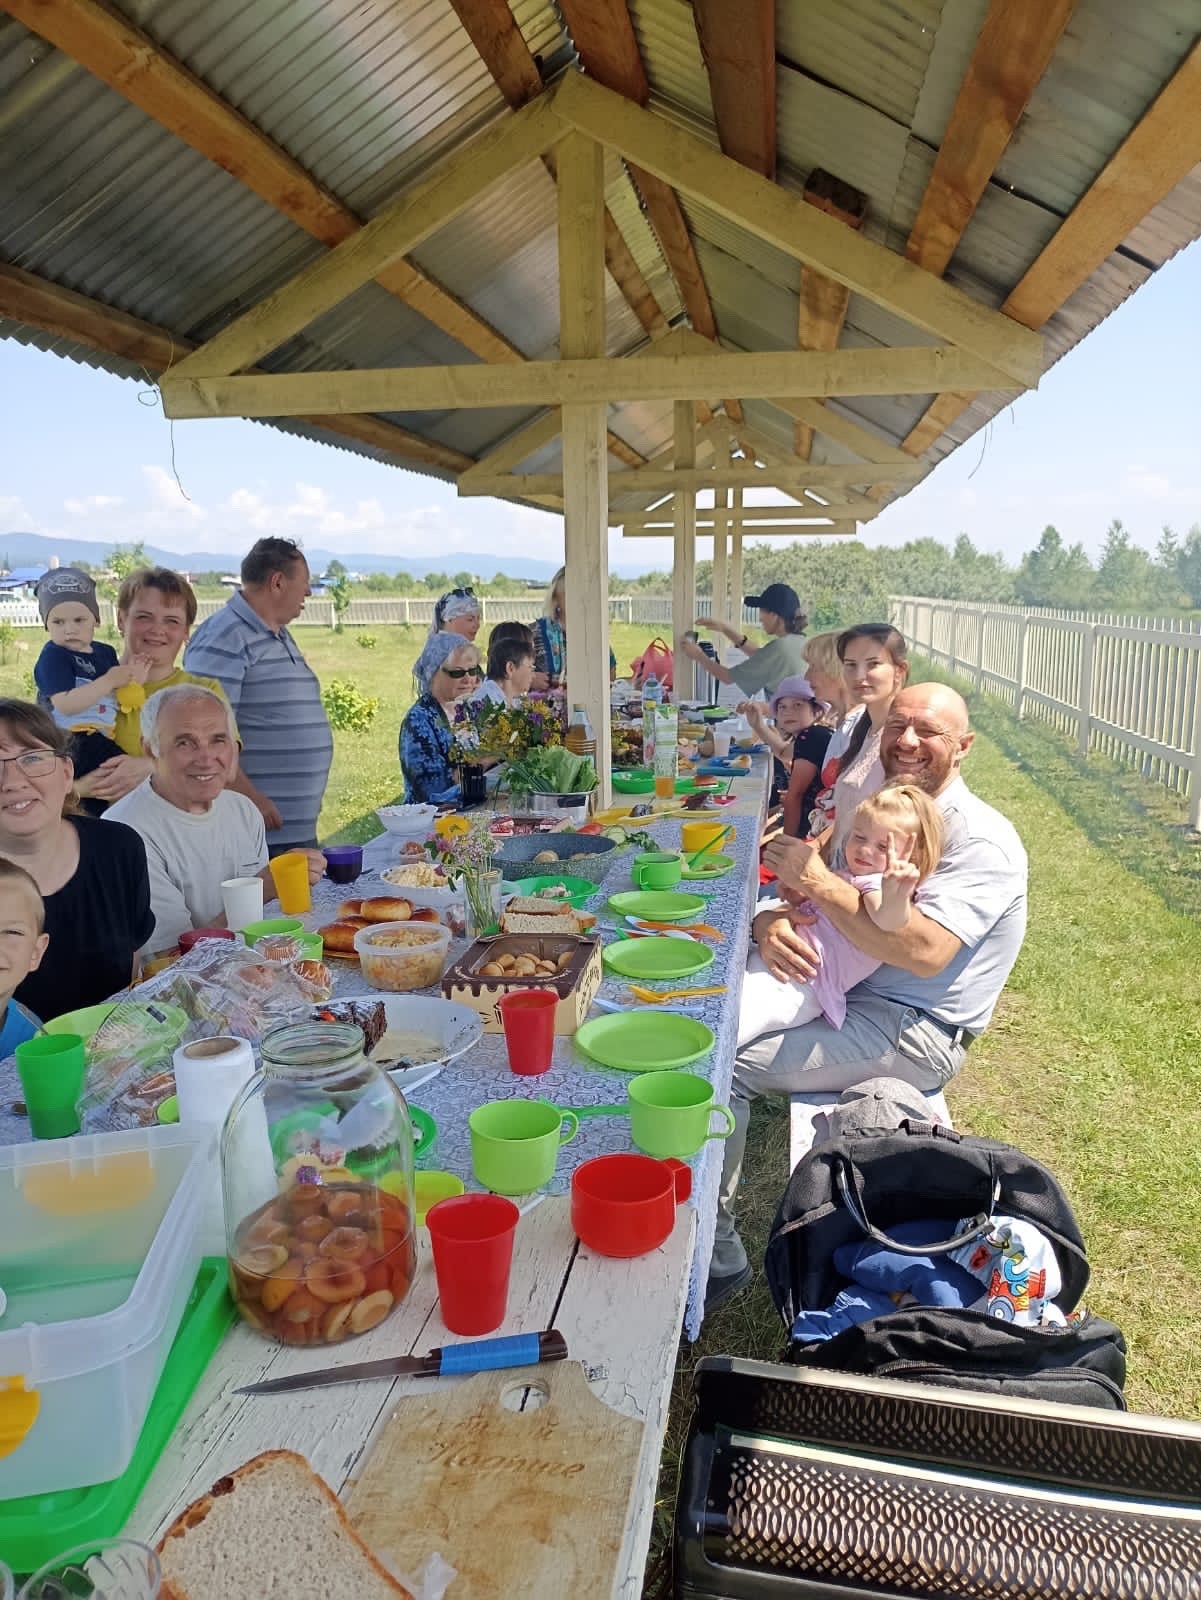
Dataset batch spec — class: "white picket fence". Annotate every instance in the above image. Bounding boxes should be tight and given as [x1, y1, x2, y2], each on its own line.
[890, 595, 1201, 829]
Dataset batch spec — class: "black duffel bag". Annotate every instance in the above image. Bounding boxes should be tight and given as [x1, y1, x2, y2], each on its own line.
[764, 1120, 1128, 1409]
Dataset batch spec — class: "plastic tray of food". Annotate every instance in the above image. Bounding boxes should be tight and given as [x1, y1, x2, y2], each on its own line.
[353, 920, 452, 992]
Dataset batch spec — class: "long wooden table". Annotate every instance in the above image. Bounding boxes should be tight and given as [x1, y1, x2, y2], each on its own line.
[100, 764, 771, 1593]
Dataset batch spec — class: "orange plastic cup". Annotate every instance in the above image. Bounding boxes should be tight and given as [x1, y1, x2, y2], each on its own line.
[268, 851, 312, 915]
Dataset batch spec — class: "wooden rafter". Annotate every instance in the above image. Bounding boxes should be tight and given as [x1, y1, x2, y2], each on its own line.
[692, 0, 776, 179]
[446, 0, 669, 342]
[905, 0, 1077, 277]
[0, 0, 641, 471]
[0, 0, 520, 367]
[556, 0, 734, 421]
[465, 462, 924, 498]
[891, 28, 1201, 479]
[623, 521, 856, 539]
[161, 347, 1016, 423]
[794, 171, 868, 459]
[0, 263, 473, 477]
[553, 73, 1043, 387]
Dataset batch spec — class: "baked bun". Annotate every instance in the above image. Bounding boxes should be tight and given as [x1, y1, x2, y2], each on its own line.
[408, 906, 441, 924]
[359, 895, 412, 923]
[319, 918, 368, 954]
[337, 897, 363, 917]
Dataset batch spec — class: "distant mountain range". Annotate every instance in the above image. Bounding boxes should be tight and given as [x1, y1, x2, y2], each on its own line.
[0, 531, 656, 580]
[0, 532, 571, 580]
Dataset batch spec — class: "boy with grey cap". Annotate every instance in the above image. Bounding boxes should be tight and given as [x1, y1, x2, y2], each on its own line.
[33, 567, 150, 799]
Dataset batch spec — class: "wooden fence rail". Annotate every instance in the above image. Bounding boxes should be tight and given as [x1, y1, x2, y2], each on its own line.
[890, 595, 1201, 830]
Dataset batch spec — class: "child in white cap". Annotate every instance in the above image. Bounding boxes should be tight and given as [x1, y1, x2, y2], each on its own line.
[33, 567, 151, 799]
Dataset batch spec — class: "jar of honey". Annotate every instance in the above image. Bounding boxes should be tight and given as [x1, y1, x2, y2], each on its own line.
[221, 1021, 416, 1345]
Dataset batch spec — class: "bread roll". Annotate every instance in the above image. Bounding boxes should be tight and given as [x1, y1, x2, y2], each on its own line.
[319, 918, 368, 954]
[408, 906, 441, 923]
[359, 895, 412, 923]
[337, 897, 363, 918]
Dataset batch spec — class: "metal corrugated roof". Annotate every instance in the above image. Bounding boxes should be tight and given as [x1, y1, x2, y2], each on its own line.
[1, 0, 1199, 515]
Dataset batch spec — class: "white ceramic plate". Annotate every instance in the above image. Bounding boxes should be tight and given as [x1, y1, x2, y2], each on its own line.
[373, 995, 483, 1088]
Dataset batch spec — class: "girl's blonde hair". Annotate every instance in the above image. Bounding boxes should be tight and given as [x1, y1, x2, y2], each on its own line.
[803, 630, 842, 682]
[545, 565, 566, 622]
[852, 782, 944, 881]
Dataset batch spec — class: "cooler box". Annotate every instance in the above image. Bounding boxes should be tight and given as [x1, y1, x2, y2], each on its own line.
[0, 1124, 209, 1498]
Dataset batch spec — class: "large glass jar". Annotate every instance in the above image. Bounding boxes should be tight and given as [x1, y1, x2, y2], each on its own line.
[221, 1021, 416, 1346]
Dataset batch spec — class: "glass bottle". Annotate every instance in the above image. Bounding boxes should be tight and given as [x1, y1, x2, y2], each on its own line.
[564, 703, 597, 761]
[222, 1022, 416, 1346]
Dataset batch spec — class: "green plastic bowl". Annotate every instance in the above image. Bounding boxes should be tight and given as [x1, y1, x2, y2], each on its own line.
[242, 917, 304, 946]
[46, 1001, 189, 1052]
[502, 873, 597, 910]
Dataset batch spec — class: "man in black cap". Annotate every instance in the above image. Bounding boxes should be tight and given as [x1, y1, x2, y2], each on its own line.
[679, 582, 808, 700]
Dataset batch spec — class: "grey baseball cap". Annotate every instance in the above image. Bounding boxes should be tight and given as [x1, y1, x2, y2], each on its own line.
[37, 567, 100, 624]
[827, 1077, 941, 1139]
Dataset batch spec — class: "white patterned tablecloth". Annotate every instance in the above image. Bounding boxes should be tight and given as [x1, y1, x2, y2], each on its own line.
[0, 763, 770, 1337]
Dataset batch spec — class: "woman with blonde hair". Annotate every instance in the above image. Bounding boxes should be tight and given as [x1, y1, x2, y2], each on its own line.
[738, 781, 943, 1046]
[532, 566, 566, 692]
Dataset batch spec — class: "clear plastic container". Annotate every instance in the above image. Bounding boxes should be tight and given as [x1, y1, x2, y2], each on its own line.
[222, 1022, 417, 1346]
[353, 920, 451, 992]
[0, 1124, 208, 1498]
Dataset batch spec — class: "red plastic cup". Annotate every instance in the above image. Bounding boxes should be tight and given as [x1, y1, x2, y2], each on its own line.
[426, 1193, 520, 1334]
[570, 1154, 692, 1258]
[497, 989, 558, 1076]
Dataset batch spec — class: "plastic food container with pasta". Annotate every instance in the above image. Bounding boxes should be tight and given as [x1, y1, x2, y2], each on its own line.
[353, 921, 452, 992]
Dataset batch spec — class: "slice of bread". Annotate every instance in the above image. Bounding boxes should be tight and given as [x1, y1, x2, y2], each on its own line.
[158, 1449, 414, 1600]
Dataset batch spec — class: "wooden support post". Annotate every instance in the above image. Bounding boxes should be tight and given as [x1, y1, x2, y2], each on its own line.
[711, 490, 729, 622]
[673, 401, 697, 701]
[557, 131, 611, 801]
[729, 491, 744, 632]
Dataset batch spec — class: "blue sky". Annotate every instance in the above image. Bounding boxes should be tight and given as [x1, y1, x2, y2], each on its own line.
[2, 239, 1198, 574]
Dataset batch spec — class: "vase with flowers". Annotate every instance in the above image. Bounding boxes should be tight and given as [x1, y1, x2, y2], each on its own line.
[427, 815, 501, 939]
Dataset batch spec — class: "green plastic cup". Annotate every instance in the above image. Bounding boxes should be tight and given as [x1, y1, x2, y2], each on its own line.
[633, 850, 683, 890]
[15, 1033, 87, 1139]
[469, 1099, 579, 1195]
[627, 1070, 736, 1159]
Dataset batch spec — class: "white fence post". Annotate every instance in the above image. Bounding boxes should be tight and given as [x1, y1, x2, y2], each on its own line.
[1015, 615, 1029, 720]
[1190, 666, 1201, 832]
[1078, 623, 1095, 756]
[975, 606, 985, 692]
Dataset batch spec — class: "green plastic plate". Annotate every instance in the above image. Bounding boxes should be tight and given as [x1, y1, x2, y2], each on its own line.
[0, 1259, 235, 1574]
[607, 890, 708, 922]
[601, 937, 715, 980]
[680, 853, 735, 880]
[502, 873, 597, 909]
[575, 1011, 716, 1072]
[610, 770, 727, 797]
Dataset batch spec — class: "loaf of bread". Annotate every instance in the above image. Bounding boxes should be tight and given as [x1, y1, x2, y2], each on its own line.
[500, 899, 582, 936]
[157, 1449, 414, 1600]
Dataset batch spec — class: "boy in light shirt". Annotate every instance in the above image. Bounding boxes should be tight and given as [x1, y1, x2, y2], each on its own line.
[0, 859, 50, 1055]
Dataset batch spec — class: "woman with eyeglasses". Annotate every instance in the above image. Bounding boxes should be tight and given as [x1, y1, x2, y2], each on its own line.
[430, 588, 481, 642]
[400, 634, 484, 805]
[0, 700, 153, 1020]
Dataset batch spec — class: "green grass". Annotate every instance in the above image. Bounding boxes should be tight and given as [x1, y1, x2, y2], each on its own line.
[640, 661, 1201, 1594]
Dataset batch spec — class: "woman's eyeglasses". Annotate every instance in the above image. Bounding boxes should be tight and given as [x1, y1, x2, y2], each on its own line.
[449, 586, 476, 598]
[442, 666, 482, 679]
[0, 750, 61, 779]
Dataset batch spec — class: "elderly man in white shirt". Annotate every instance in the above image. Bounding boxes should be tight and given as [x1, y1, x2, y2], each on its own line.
[104, 684, 323, 949]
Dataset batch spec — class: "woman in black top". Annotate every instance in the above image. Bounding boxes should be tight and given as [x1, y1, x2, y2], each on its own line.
[0, 700, 153, 1020]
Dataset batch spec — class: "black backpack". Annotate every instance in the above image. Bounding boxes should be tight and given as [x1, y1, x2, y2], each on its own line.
[764, 1121, 1128, 1409]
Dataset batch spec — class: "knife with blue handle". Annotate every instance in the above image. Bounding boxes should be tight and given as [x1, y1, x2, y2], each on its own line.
[234, 1329, 568, 1395]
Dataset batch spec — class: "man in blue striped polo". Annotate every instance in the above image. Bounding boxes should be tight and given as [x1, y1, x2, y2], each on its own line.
[184, 539, 332, 854]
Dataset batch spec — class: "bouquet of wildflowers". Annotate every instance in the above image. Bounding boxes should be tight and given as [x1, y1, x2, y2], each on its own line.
[426, 814, 499, 935]
[448, 696, 563, 765]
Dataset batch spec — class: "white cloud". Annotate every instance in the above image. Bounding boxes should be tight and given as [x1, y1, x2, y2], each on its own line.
[0, 495, 35, 531]
[64, 493, 124, 516]
[142, 464, 206, 522]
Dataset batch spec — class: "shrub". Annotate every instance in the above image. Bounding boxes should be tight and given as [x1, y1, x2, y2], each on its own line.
[322, 677, 380, 733]
[0, 621, 13, 664]
[356, 632, 378, 650]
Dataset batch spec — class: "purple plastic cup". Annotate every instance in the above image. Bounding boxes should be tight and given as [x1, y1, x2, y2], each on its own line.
[322, 844, 364, 884]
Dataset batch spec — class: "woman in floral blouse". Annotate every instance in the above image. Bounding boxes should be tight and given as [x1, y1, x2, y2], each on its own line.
[399, 633, 482, 804]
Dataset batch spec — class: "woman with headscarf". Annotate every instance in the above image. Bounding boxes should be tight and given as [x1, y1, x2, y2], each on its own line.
[429, 587, 481, 642]
[399, 633, 483, 804]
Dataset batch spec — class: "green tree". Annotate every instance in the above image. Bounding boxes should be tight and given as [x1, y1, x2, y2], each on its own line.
[423, 571, 451, 593]
[1095, 519, 1157, 611]
[1177, 525, 1201, 608]
[327, 571, 353, 629]
[106, 542, 148, 585]
[452, 570, 476, 590]
[1015, 526, 1097, 608]
[1153, 526, 1185, 609]
[325, 557, 347, 580]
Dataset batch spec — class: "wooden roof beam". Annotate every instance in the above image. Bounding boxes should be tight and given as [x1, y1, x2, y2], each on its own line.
[692, 0, 776, 179]
[906, 0, 1077, 277]
[890, 32, 1201, 478]
[623, 521, 856, 538]
[795, 170, 868, 460]
[0, 262, 473, 477]
[554, 72, 1043, 388]
[0, 0, 525, 368]
[162, 347, 1013, 422]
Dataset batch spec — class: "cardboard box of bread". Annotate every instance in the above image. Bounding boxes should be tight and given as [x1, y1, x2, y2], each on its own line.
[442, 933, 602, 1034]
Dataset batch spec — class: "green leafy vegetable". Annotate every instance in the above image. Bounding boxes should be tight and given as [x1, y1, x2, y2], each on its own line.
[505, 744, 598, 795]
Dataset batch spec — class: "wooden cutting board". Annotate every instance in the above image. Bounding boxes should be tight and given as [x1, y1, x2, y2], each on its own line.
[348, 1360, 644, 1598]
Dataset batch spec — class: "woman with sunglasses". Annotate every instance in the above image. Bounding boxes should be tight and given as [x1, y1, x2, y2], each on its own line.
[0, 700, 153, 1020]
[430, 587, 481, 641]
[400, 634, 484, 804]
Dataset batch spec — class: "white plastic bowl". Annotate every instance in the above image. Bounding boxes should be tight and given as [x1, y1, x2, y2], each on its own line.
[375, 803, 438, 836]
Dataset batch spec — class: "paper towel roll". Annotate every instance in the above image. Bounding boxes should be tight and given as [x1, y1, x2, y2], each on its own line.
[173, 1037, 274, 1253]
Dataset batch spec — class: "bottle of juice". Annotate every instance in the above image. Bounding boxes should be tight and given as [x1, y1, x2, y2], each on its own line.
[565, 703, 597, 760]
[649, 704, 678, 798]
